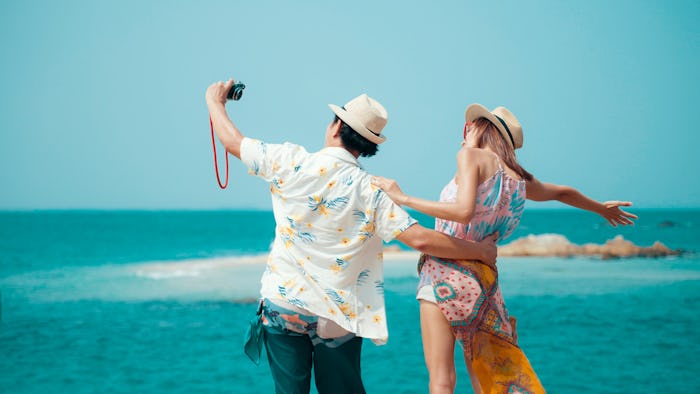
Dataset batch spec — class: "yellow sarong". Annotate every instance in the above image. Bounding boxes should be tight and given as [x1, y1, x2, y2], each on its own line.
[422, 256, 545, 394]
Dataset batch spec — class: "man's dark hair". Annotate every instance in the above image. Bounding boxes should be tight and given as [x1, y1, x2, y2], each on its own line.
[334, 115, 379, 157]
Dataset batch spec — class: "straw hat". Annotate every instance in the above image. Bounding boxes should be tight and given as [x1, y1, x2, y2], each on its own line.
[329, 94, 388, 145]
[465, 103, 523, 149]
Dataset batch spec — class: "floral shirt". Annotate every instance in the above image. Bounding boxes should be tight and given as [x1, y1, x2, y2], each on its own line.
[240, 138, 417, 345]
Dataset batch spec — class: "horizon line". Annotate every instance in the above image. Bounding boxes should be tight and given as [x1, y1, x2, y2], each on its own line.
[0, 207, 698, 213]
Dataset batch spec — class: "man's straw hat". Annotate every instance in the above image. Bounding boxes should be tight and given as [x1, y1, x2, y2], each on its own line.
[329, 94, 388, 145]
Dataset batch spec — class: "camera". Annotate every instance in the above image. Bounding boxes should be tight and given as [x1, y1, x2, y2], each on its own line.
[227, 82, 246, 101]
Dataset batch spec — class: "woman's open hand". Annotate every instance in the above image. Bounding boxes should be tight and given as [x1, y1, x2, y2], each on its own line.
[371, 176, 408, 206]
[599, 201, 638, 227]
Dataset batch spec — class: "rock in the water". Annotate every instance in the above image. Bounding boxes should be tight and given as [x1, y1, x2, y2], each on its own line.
[498, 234, 680, 259]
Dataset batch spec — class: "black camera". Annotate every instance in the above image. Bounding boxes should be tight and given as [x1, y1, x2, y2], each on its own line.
[227, 82, 246, 101]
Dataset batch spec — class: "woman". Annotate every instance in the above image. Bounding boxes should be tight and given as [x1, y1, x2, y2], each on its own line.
[371, 104, 636, 394]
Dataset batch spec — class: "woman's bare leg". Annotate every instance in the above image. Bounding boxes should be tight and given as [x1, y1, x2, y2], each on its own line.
[463, 352, 483, 394]
[420, 300, 457, 394]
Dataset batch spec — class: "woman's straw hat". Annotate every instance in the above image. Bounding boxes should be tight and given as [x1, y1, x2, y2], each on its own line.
[329, 94, 388, 145]
[465, 103, 523, 149]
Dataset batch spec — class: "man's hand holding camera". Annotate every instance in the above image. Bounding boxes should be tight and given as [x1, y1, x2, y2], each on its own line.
[206, 79, 245, 159]
[206, 79, 235, 106]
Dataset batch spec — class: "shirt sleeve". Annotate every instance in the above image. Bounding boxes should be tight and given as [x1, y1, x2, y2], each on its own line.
[240, 137, 307, 182]
[373, 190, 418, 242]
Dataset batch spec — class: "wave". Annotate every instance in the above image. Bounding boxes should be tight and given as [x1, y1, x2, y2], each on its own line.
[0, 254, 271, 303]
[135, 269, 202, 280]
[1, 235, 693, 304]
[130, 255, 269, 280]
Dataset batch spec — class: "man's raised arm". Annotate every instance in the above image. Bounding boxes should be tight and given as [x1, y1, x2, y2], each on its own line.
[206, 79, 245, 159]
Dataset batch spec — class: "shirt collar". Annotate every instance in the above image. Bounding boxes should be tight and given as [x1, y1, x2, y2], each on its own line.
[318, 147, 361, 168]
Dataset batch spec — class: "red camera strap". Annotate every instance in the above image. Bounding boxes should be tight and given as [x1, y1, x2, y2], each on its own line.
[210, 116, 229, 189]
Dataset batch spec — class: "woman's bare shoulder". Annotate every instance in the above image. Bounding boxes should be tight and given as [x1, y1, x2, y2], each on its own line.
[457, 146, 491, 164]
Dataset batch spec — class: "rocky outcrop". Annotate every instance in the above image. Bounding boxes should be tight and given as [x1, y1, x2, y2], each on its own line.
[498, 234, 681, 259]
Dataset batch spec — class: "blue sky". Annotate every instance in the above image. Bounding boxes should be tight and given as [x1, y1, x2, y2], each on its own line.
[1, 0, 698, 210]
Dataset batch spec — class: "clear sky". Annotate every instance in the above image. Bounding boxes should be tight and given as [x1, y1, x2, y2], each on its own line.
[1, 0, 698, 210]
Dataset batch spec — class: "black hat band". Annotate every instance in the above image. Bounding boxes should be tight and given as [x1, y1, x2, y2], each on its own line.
[494, 115, 515, 148]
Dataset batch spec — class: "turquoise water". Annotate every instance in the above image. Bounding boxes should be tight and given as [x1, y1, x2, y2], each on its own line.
[1, 210, 699, 393]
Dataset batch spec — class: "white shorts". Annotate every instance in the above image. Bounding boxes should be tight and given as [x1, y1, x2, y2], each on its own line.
[416, 284, 437, 304]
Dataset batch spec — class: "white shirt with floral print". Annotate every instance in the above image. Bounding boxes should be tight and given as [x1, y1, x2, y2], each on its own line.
[240, 137, 417, 345]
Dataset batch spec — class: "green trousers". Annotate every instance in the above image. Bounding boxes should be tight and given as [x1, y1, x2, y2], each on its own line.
[263, 326, 366, 394]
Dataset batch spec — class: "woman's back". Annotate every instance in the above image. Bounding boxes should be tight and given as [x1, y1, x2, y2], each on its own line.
[435, 150, 526, 242]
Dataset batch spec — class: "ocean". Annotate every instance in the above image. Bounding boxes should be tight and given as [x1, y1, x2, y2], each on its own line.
[1, 209, 699, 393]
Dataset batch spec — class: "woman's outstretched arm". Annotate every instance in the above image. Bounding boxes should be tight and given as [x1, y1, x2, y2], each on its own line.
[371, 148, 480, 224]
[526, 178, 638, 227]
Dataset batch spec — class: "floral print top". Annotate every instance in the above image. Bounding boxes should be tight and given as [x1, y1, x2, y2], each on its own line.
[261, 298, 357, 348]
[435, 158, 526, 243]
[240, 138, 417, 345]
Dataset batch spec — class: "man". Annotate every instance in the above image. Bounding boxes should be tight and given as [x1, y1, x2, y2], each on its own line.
[206, 80, 496, 394]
